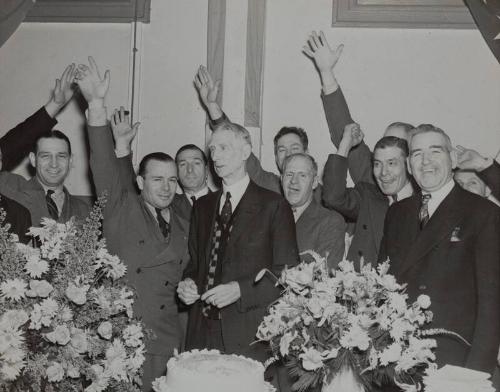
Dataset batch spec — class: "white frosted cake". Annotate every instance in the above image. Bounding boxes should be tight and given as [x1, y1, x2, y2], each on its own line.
[156, 349, 275, 392]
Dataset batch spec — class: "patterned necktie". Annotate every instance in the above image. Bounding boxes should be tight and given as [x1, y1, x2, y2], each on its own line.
[155, 208, 171, 241]
[46, 190, 59, 220]
[220, 192, 232, 229]
[419, 194, 432, 229]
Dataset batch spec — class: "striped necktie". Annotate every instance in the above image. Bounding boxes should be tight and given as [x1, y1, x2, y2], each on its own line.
[46, 190, 59, 220]
[155, 208, 171, 242]
[419, 194, 432, 229]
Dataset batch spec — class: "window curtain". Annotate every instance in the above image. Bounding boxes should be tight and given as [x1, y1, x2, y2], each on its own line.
[0, 0, 35, 48]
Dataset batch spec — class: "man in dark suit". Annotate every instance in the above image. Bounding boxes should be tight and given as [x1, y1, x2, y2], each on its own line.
[281, 152, 345, 268]
[173, 144, 212, 221]
[77, 57, 190, 391]
[379, 124, 500, 373]
[323, 124, 413, 266]
[178, 121, 298, 363]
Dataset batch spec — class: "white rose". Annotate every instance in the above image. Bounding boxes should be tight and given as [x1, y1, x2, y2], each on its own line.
[46, 362, 64, 382]
[65, 282, 89, 305]
[26, 280, 53, 298]
[67, 364, 80, 378]
[46, 325, 71, 345]
[70, 328, 88, 354]
[417, 294, 431, 310]
[299, 347, 324, 371]
[97, 321, 113, 340]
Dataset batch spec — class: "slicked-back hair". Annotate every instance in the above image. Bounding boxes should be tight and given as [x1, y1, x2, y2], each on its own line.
[175, 144, 208, 165]
[273, 126, 308, 152]
[138, 152, 175, 177]
[213, 122, 252, 147]
[374, 136, 409, 158]
[282, 152, 318, 177]
[410, 124, 453, 152]
[34, 130, 72, 155]
[386, 122, 415, 136]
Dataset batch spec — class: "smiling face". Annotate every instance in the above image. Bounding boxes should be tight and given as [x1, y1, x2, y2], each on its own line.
[177, 148, 208, 193]
[281, 155, 318, 208]
[208, 128, 250, 185]
[137, 159, 178, 209]
[409, 131, 457, 193]
[275, 133, 306, 173]
[29, 137, 72, 189]
[454, 170, 489, 197]
[373, 146, 409, 196]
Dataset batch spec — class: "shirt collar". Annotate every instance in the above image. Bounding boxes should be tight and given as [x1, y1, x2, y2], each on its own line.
[185, 186, 210, 204]
[387, 180, 413, 205]
[143, 199, 171, 223]
[423, 179, 455, 217]
[293, 198, 312, 222]
[221, 174, 250, 212]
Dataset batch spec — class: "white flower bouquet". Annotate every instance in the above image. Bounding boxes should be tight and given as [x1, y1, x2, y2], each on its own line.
[0, 197, 146, 392]
[255, 252, 464, 391]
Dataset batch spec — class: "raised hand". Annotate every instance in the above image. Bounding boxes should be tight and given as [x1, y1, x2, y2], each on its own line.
[337, 123, 364, 157]
[45, 64, 77, 117]
[111, 107, 140, 152]
[303, 31, 343, 74]
[194, 65, 221, 107]
[75, 56, 110, 104]
[456, 145, 490, 171]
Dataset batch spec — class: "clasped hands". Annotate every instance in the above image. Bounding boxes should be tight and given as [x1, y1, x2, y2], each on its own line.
[177, 278, 241, 308]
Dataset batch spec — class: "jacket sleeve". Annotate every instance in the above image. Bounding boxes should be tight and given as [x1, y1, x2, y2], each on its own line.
[88, 124, 128, 218]
[321, 89, 373, 185]
[478, 160, 500, 201]
[466, 206, 500, 371]
[322, 154, 363, 221]
[246, 153, 282, 195]
[116, 154, 137, 193]
[0, 107, 57, 171]
[322, 211, 346, 269]
[238, 198, 299, 311]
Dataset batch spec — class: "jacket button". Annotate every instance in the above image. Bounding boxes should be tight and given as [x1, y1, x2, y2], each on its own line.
[165, 281, 169, 286]
[139, 240, 145, 245]
[136, 268, 142, 274]
[419, 285, 426, 290]
[160, 304, 165, 310]
[358, 250, 363, 256]
[362, 224, 368, 230]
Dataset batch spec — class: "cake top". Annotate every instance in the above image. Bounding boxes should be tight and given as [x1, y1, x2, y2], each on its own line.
[168, 349, 265, 377]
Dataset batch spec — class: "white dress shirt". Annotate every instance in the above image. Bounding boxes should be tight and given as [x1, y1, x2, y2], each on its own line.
[185, 186, 210, 205]
[292, 198, 312, 222]
[388, 181, 414, 205]
[219, 174, 250, 214]
[423, 179, 455, 218]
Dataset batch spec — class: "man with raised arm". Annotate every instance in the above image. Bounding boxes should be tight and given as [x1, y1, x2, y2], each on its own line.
[303, 31, 415, 184]
[76, 57, 190, 391]
[379, 124, 500, 373]
[323, 123, 413, 266]
[177, 121, 298, 366]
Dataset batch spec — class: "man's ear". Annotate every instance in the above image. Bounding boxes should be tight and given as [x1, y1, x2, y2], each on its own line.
[406, 157, 413, 176]
[242, 143, 252, 160]
[29, 152, 36, 168]
[312, 175, 319, 190]
[136, 175, 144, 191]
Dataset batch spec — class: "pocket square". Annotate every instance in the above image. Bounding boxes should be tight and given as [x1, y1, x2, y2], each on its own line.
[450, 227, 462, 242]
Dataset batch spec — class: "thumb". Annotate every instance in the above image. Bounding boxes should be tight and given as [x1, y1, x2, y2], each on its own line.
[103, 70, 111, 92]
[335, 44, 344, 59]
[54, 79, 61, 93]
[131, 122, 141, 135]
[214, 79, 221, 92]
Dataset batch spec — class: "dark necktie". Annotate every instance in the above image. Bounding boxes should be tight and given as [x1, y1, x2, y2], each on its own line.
[46, 190, 59, 220]
[220, 192, 232, 228]
[190, 195, 196, 205]
[155, 208, 171, 241]
[419, 194, 432, 229]
[392, 193, 398, 203]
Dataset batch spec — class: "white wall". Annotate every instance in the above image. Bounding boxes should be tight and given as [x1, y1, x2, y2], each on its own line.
[260, 0, 500, 177]
[0, 0, 498, 195]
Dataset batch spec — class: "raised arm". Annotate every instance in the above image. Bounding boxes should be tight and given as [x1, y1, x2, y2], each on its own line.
[322, 123, 365, 220]
[75, 56, 125, 215]
[0, 64, 76, 171]
[304, 31, 373, 184]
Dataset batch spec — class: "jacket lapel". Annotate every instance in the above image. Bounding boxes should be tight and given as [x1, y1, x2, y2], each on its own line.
[399, 186, 463, 276]
[368, 187, 389, 254]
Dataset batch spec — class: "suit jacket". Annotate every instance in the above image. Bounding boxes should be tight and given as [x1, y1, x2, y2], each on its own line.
[321, 89, 374, 185]
[88, 124, 190, 357]
[379, 184, 500, 372]
[479, 160, 500, 201]
[0, 173, 90, 226]
[0, 193, 31, 243]
[323, 154, 388, 266]
[296, 198, 345, 268]
[0, 107, 57, 171]
[183, 180, 299, 361]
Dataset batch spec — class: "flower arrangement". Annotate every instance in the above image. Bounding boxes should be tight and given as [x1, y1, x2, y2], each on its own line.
[0, 197, 145, 392]
[255, 252, 464, 392]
